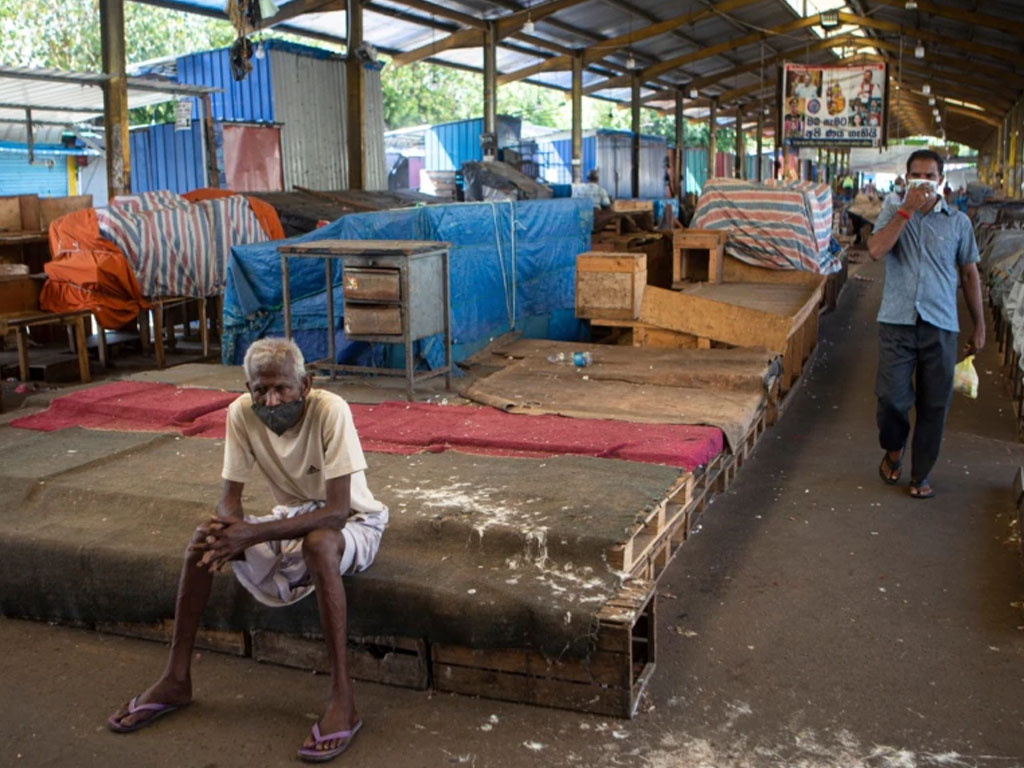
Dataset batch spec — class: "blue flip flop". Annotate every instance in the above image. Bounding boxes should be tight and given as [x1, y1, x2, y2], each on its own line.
[107, 696, 184, 733]
[298, 718, 363, 763]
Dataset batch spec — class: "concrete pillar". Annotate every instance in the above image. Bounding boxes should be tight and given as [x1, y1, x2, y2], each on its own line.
[100, 0, 130, 199]
[571, 50, 583, 183]
[346, 0, 365, 189]
[483, 20, 497, 153]
[708, 97, 718, 179]
[631, 71, 641, 199]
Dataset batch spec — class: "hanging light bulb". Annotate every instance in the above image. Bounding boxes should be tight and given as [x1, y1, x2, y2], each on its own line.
[914, 42, 925, 58]
[522, 17, 534, 34]
[626, 52, 636, 69]
[921, 84, 930, 95]
[255, 39, 265, 59]
[689, 88, 698, 99]
[905, 0, 917, 9]
[936, 114, 941, 123]
[928, 96, 936, 105]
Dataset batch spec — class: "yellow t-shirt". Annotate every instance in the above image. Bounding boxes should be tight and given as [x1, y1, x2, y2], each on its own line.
[221, 388, 384, 515]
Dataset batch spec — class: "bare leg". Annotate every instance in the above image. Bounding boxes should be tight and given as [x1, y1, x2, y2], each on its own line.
[109, 528, 214, 729]
[300, 529, 358, 754]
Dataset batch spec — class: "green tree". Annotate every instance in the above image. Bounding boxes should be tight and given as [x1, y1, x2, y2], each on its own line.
[0, 0, 235, 71]
[380, 60, 480, 130]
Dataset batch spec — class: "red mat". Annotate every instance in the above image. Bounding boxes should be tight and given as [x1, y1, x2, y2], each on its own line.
[11, 382, 723, 469]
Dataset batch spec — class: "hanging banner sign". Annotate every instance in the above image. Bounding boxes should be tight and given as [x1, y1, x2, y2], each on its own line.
[780, 62, 887, 148]
[175, 99, 193, 131]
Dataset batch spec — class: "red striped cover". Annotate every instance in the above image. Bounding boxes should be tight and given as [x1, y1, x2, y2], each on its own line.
[693, 179, 840, 274]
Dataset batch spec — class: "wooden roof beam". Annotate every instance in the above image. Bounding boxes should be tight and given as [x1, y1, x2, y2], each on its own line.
[836, 11, 1021, 68]
[584, 14, 821, 95]
[639, 34, 864, 105]
[496, 0, 763, 84]
[866, 37, 1024, 89]
[867, 0, 1024, 41]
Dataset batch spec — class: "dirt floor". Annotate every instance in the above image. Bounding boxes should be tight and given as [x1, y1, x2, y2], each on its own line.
[3, 255, 1024, 767]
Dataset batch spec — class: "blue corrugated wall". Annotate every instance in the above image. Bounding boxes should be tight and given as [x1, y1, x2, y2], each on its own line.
[425, 118, 483, 171]
[0, 149, 69, 197]
[129, 122, 206, 194]
[175, 48, 275, 123]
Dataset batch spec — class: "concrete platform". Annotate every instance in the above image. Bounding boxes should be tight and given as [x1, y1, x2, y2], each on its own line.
[4, 256, 1024, 765]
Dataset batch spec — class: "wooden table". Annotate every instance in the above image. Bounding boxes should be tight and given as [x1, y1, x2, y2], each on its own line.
[0, 309, 92, 383]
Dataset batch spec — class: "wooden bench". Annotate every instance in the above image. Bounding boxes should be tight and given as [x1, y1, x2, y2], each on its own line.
[138, 296, 218, 369]
[0, 309, 92, 384]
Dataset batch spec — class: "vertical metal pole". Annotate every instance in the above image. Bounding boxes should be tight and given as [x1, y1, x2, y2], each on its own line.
[675, 89, 685, 208]
[735, 106, 745, 179]
[755, 109, 764, 182]
[483, 21, 498, 143]
[442, 249, 452, 391]
[100, 0, 130, 199]
[631, 71, 641, 199]
[708, 97, 718, 179]
[346, 0, 365, 190]
[202, 93, 219, 188]
[571, 50, 583, 183]
[281, 253, 292, 339]
[325, 257, 336, 378]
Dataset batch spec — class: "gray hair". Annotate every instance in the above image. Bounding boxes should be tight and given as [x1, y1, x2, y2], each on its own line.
[243, 337, 307, 382]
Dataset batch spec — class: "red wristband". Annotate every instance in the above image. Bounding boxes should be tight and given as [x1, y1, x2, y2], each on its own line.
[896, 208, 911, 221]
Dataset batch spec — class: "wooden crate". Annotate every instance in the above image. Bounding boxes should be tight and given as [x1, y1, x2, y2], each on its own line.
[611, 199, 654, 214]
[431, 580, 656, 718]
[641, 257, 825, 393]
[589, 317, 709, 350]
[575, 251, 646, 321]
[672, 229, 727, 286]
[0, 274, 42, 314]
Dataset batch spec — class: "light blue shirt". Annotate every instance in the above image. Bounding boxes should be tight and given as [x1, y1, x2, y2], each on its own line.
[872, 197, 979, 332]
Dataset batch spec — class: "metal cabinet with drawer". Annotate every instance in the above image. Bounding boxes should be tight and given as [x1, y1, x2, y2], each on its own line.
[278, 239, 452, 400]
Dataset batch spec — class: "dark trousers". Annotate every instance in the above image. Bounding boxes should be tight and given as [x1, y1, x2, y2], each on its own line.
[875, 320, 958, 483]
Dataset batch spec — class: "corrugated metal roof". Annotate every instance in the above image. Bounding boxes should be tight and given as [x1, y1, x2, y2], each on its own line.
[121, 0, 1023, 147]
[0, 65, 219, 125]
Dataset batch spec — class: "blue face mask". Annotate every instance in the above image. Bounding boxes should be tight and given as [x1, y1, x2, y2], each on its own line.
[251, 399, 304, 436]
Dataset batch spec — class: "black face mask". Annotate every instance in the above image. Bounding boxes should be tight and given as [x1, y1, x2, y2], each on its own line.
[251, 399, 304, 436]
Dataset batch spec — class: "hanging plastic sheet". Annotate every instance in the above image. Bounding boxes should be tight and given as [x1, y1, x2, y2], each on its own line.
[222, 198, 593, 368]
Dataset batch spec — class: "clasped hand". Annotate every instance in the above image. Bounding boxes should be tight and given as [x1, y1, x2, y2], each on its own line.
[190, 517, 253, 573]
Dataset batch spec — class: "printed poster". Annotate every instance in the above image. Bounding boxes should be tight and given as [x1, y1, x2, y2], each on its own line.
[780, 62, 887, 148]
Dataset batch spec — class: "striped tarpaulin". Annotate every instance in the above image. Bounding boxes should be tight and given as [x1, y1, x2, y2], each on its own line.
[97, 194, 269, 298]
[693, 178, 841, 274]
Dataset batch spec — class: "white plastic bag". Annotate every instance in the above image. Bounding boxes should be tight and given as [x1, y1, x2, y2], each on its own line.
[953, 355, 978, 399]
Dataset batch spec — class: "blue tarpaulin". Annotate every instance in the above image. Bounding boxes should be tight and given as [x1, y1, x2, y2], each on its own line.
[222, 198, 593, 369]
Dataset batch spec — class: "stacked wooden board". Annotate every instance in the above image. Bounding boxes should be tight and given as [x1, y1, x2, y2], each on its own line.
[578, 246, 825, 394]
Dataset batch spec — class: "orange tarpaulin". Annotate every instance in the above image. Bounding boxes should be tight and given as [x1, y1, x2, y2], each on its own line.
[183, 188, 285, 241]
[40, 208, 150, 329]
[39, 191, 285, 329]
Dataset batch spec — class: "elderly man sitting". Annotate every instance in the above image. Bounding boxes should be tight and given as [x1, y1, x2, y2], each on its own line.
[107, 337, 388, 763]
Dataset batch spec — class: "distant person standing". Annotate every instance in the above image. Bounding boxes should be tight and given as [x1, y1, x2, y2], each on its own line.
[884, 176, 905, 207]
[576, 168, 611, 210]
[868, 149, 985, 499]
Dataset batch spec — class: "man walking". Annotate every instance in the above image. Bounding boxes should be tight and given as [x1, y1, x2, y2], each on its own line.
[868, 149, 985, 498]
[108, 337, 388, 761]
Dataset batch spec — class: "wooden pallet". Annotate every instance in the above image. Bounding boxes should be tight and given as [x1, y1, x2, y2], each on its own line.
[606, 471, 693, 575]
[251, 631, 430, 690]
[431, 579, 656, 719]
